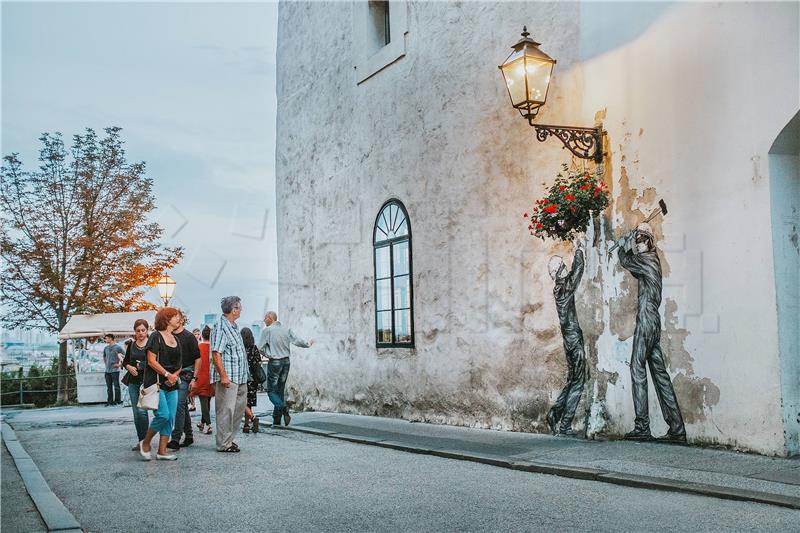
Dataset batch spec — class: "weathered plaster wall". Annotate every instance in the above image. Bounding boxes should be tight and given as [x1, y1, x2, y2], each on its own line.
[275, 1, 799, 455]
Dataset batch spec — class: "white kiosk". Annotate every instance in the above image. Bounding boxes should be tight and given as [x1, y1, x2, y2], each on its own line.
[59, 311, 156, 403]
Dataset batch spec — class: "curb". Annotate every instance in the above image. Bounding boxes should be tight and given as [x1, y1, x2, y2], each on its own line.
[284, 425, 800, 511]
[1, 422, 83, 532]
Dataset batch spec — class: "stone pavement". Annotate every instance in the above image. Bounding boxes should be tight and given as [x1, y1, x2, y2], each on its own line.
[285, 411, 800, 509]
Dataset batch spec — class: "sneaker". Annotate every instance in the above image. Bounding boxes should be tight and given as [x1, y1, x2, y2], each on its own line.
[282, 407, 291, 427]
[624, 428, 654, 441]
[166, 440, 181, 450]
[156, 453, 178, 460]
[252, 417, 260, 433]
[179, 437, 194, 447]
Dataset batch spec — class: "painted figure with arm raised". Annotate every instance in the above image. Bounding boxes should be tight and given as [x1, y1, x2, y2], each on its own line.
[546, 238, 588, 437]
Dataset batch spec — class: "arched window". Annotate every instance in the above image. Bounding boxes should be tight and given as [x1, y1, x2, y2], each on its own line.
[373, 199, 414, 347]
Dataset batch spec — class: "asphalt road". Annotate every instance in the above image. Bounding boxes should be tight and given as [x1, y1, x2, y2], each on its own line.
[6, 413, 800, 532]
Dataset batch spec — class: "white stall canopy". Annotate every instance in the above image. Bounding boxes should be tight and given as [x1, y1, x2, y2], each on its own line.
[58, 311, 156, 340]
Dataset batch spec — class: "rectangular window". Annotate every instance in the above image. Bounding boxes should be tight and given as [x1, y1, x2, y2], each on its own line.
[368, 1, 390, 52]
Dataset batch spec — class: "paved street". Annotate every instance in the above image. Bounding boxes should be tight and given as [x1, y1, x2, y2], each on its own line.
[2, 402, 799, 532]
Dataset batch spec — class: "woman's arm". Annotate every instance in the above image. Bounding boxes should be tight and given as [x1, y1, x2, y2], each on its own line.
[122, 344, 138, 376]
[147, 351, 178, 386]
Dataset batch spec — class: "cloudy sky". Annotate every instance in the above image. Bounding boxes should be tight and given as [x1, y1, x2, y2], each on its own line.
[2, 1, 280, 329]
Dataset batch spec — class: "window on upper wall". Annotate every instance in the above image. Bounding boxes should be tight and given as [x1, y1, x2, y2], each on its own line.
[368, 0, 390, 51]
[373, 199, 414, 348]
[354, 0, 408, 84]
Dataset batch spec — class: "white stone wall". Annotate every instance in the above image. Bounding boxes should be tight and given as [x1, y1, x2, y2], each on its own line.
[275, 1, 799, 455]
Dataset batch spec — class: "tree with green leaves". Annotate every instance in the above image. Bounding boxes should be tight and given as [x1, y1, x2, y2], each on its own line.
[1, 127, 183, 403]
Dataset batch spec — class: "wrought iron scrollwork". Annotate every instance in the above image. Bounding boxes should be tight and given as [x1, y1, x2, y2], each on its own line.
[532, 123, 604, 163]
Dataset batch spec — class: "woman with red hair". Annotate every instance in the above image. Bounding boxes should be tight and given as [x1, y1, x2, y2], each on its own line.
[138, 307, 184, 461]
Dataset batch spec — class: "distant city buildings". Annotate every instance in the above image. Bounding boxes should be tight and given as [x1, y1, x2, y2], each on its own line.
[202, 313, 218, 328]
[0, 329, 59, 373]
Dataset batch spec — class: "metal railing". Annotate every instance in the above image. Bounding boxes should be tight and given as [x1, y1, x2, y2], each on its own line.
[0, 373, 77, 407]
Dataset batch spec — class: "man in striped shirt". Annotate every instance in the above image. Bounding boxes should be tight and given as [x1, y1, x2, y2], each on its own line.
[211, 296, 250, 452]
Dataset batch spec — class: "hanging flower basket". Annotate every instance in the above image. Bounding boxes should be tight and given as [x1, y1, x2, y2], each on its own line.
[523, 164, 610, 241]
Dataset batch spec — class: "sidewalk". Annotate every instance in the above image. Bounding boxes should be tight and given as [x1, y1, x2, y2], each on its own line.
[286, 411, 800, 510]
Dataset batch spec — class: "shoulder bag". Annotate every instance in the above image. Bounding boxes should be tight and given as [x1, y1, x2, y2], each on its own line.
[137, 334, 161, 411]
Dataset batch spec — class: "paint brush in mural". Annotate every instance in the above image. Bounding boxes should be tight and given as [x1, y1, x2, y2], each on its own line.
[608, 199, 668, 255]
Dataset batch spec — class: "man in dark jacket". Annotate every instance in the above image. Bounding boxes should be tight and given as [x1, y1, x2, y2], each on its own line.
[546, 240, 587, 436]
[617, 223, 686, 443]
[166, 312, 201, 450]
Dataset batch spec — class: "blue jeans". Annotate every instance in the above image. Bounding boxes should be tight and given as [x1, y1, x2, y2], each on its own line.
[267, 358, 290, 418]
[127, 383, 151, 441]
[149, 389, 178, 436]
[170, 376, 193, 442]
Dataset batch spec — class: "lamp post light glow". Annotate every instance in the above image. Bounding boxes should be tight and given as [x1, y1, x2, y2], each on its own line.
[499, 27, 604, 163]
[498, 26, 556, 124]
[156, 273, 176, 307]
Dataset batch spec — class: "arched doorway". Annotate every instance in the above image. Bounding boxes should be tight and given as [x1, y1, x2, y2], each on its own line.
[769, 110, 800, 456]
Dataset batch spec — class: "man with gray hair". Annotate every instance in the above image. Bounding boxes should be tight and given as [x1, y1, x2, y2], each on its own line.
[210, 296, 249, 452]
[258, 311, 313, 427]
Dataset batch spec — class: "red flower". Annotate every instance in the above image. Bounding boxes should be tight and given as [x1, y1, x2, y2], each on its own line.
[523, 212, 528, 218]
[544, 204, 558, 213]
[580, 183, 591, 190]
[570, 207, 577, 213]
[536, 223, 543, 229]
[559, 185, 566, 191]
[565, 194, 576, 201]
[527, 225, 532, 230]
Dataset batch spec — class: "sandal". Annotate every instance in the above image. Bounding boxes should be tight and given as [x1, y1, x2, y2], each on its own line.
[197, 422, 205, 431]
[204, 425, 212, 435]
[243, 424, 250, 433]
[218, 445, 239, 453]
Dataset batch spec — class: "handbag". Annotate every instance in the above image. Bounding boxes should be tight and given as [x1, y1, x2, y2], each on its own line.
[137, 334, 161, 411]
[252, 363, 267, 385]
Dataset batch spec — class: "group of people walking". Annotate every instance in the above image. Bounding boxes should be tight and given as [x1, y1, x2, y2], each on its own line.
[111, 295, 312, 460]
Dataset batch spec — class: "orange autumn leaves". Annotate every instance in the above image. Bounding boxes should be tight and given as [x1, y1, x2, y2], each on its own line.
[524, 164, 610, 241]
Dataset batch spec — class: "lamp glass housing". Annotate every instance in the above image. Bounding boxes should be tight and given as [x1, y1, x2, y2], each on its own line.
[499, 33, 556, 121]
[156, 274, 176, 302]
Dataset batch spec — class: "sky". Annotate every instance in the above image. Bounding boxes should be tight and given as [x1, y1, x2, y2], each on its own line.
[2, 1, 280, 330]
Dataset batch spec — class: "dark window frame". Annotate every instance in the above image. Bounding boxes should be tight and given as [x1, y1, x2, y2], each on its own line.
[373, 199, 414, 348]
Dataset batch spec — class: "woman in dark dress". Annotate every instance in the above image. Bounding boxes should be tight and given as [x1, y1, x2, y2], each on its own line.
[240, 327, 261, 433]
[138, 307, 183, 461]
[122, 319, 151, 449]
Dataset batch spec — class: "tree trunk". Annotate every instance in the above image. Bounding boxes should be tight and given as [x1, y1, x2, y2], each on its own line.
[56, 339, 69, 404]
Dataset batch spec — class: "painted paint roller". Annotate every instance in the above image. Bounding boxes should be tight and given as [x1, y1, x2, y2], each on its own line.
[608, 199, 668, 254]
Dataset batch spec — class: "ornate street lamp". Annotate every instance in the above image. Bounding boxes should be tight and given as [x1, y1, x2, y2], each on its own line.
[499, 27, 604, 163]
[156, 273, 176, 307]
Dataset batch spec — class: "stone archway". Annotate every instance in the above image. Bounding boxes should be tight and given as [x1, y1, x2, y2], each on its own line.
[769, 110, 800, 456]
